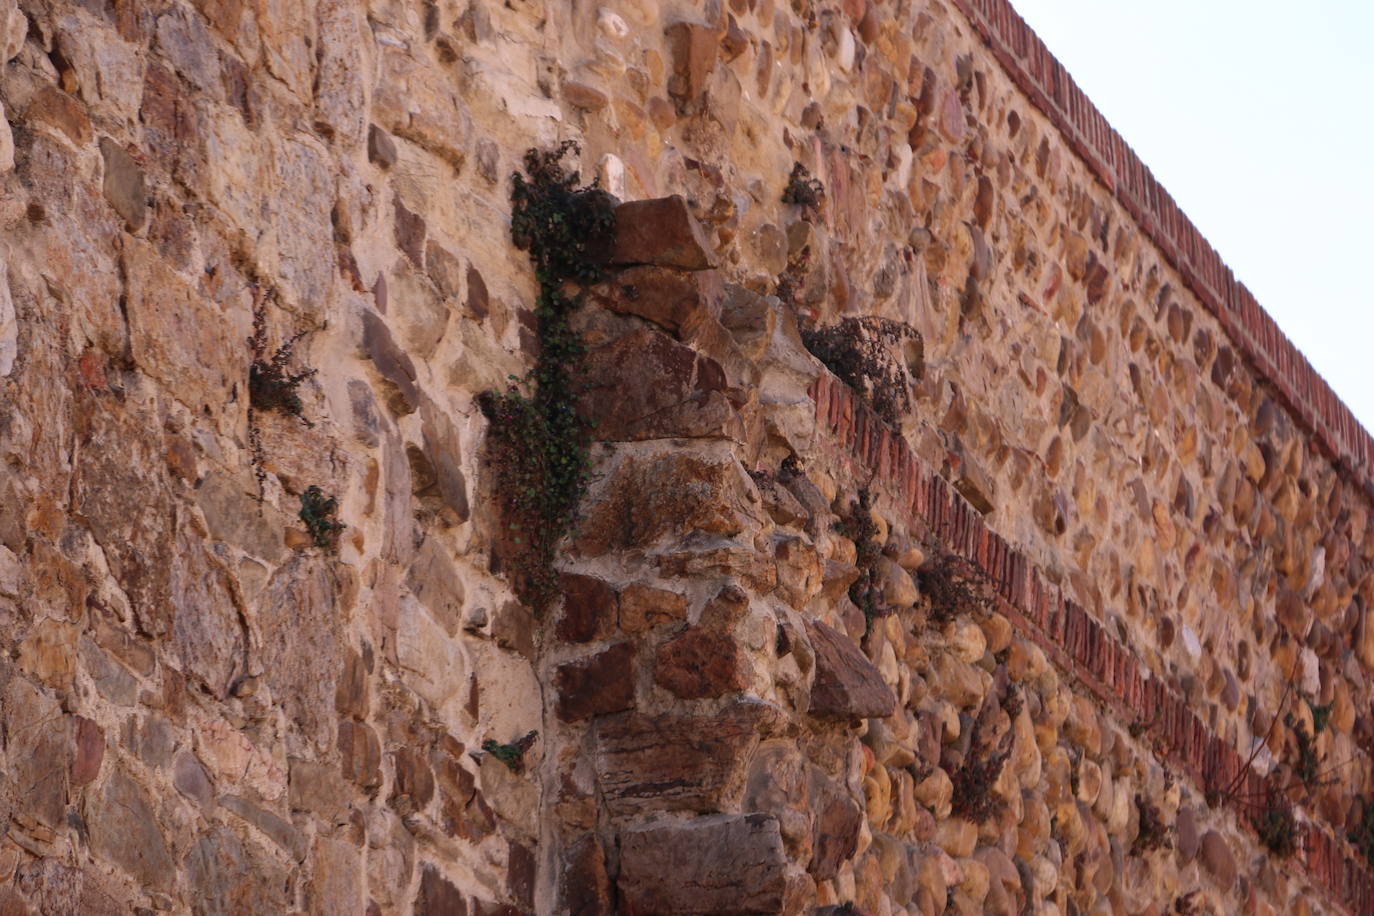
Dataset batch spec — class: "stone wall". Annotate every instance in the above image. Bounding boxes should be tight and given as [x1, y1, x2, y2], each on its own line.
[0, 0, 1372, 913]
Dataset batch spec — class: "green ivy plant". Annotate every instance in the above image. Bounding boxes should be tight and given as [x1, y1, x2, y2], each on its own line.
[299, 486, 345, 551]
[478, 142, 614, 613]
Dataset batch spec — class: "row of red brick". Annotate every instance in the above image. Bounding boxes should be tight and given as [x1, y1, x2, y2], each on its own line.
[951, 0, 1374, 503]
[809, 373, 1373, 912]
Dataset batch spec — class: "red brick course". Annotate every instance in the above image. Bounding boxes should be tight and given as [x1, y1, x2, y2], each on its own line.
[809, 373, 1374, 914]
[952, 0, 1374, 504]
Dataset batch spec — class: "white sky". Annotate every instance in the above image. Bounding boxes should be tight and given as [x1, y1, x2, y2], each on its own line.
[1009, 0, 1374, 434]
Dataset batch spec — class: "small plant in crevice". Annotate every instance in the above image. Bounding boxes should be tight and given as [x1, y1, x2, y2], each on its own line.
[246, 287, 317, 501]
[950, 711, 1011, 824]
[1254, 791, 1298, 858]
[479, 142, 614, 614]
[1348, 797, 1374, 869]
[774, 242, 811, 313]
[1172, 891, 1201, 916]
[801, 316, 922, 427]
[1309, 698, 1333, 734]
[1000, 682, 1023, 721]
[918, 551, 993, 626]
[481, 731, 538, 774]
[249, 303, 316, 425]
[835, 488, 888, 636]
[1132, 793, 1172, 856]
[1285, 714, 1322, 787]
[781, 161, 824, 212]
[299, 486, 346, 551]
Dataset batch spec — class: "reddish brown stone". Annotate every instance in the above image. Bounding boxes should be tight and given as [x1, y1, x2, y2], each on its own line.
[618, 814, 788, 913]
[389, 747, 436, 813]
[335, 646, 370, 719]
[368, 124, 397, 168]
[416, 864, 467, 916]
[576, 451, 764, 558]
[805, 619, 896, 719]
[338, 719, 382, 791]
[611, 196, 716, 270]
[592, 702, 777, 819]
[1199, 830, 1235, 889]
[1175, 806, 1199, 861]
[555, 642, 637, 722]
[26, 87, 91, 145]
[561, 833, 613, 916]
[655, 627, 746, 699]
[576, 327, 743, 442]
[361, 310, 420, 415]
[557, 573, 618, 643]
[664, 21, 723, 111]
[71, 715, 105, 787]
[491, 600, 536, 658]
[507, 841, 535, 910]
[466, 264, 489, 321]
[808, 769, 861, 879]
[619, 583, 690, 635]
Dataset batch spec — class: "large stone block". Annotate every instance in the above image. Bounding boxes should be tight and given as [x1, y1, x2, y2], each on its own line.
[556, 642, 637, 722]
[576, 326, 744, 442]
[618, 814, 789, 914]
[592, 701, 777, 819]
[611, 196, 716, 270]
[805, 619, 896, 719]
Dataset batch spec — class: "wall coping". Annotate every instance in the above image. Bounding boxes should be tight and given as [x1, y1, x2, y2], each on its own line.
[951, 0, 1374, 505]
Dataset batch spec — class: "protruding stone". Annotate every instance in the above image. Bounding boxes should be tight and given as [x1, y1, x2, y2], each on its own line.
[590, 265, 723, 334]
[555, 642, 637, 722]
[99, 138, 147, 230]
[618, 814, 788, 913]
[592, 702, 774, 819]
[611, 196, 717, 270]
[361, 311, 420, 415]
[664, 21, 723, 110]
[805, 619, 897, 719]
[655, 626, 747, 698]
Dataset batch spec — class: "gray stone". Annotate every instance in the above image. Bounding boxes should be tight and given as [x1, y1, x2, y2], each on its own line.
[174, 751, 214, 806]
[79, 636, 139, 706]
[418, 398, 469, 522]
[406, 536, 465, 635]
[184, 825, 288, 915]
[256, 558, 345, 749]
[368, 124, 397, 168]
[99, 137, 147, 230]
[219, 794, 307, 861]
[89, 768, 174, 892]
[4, 677, 68, 827]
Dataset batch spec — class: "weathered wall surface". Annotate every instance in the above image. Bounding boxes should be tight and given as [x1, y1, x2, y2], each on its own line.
[1, 0, 1373, 913]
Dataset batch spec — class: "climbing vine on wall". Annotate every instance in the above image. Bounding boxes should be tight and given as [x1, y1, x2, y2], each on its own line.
[478, 142, 614, 613]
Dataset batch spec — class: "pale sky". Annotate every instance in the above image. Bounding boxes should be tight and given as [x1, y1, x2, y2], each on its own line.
[1009, 0, 1374, 435]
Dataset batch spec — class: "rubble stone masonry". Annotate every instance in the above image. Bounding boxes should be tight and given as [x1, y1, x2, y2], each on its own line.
[0, 0, 1372, 913]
